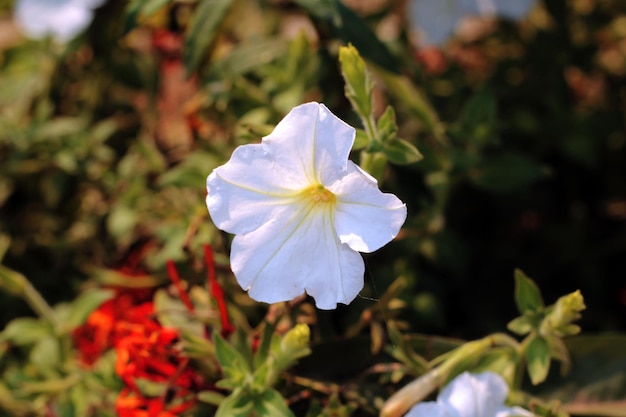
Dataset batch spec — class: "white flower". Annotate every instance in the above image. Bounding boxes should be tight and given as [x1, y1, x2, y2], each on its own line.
[14, 0, 106, 42]
[206, 102, 407, 310]
[408, 0, 535, 46]
[405, 372, 534, 417]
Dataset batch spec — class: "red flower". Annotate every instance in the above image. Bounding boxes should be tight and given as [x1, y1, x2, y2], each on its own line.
[73, 296, 158, 365]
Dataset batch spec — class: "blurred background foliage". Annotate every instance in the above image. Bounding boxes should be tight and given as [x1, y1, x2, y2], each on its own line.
[0, 0, 625, 415]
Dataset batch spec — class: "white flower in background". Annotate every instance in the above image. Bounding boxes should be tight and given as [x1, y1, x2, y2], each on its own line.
[14, 0, 106, 42]
[405, 372, 534, 417]
[408, 0, 535, 46]
[206, 102, 406, 310]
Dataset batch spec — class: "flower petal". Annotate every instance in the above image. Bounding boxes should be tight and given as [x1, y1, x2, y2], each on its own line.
[262, 102, 355, 185]
[206, 143, 304, 234]
[439, 372, 510, 417]
[15, 0, 96, 42]
[331, 162, 407, 253]
[408, 0, 465, 45]
[405, 402, 459, 417]
[229, 201, 364, 310]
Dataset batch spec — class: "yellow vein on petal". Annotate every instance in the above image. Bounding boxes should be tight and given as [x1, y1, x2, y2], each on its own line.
[215, 172, 301, 200]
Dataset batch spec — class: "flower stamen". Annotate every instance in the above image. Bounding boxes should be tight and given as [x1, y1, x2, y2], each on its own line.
[305, 184, 336, 205]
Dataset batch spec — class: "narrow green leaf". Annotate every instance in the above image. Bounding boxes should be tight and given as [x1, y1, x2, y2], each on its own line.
[254, 321, 276, 368]
[198, 390, 226, 406]
[514, 269, 545, 314]
[377, 106, 398, 144]
[1, 317, 52, 346]
[123, 0, 170, 34]
[0, 264, 27, 297]
[383, 139, 424, 165]
[375, 69, 446, 143]
[334, 1, 399, 73]
[183, 0, 234, 74]
[526, 334, 551, 385]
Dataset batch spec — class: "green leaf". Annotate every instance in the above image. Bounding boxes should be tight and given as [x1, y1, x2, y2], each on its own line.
[198, 390, 226, 406]
[30, 336, 61, 370]
[123, 0, 170, 34]
[376, 106, 398, 144]
[526, 334, 551, 385]
[353, 129, 369, 150]
[296, 0, 398, 73]
[254, 322, 276, 369]
[339, 44, 373, 118]
[106, 203, 138, 241]
[209, 38, 288, 78]
[0, 264, 27, 297]
[214, 333, 252, 388]
[183, 0, 234, 74]
[375, 69, 446, 143]
[334, 1, 399, 73]
[529, 334, 626, 407]
[1, 317, 52, 346]
[454, 87, 498, 147]
[383, 139, 424, 165]
[255, 389, 295, 417]
[507, 316, 533, 336]
[470, 152, 546, 192]
[514, 269, 545, 314]
[215, 388, 254, 417]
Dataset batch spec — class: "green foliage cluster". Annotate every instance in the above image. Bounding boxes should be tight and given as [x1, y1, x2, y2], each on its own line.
[0, 0, 625, 416]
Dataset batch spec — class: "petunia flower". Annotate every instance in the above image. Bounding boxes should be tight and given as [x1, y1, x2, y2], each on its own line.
[408, 0, 535, 46]
[206, 102, 406, 309]
[14, 0, 106, 42]
[405, 372, 534, 417]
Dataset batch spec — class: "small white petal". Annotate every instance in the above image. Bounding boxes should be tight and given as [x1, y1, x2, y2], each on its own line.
[230, 202, 364, 310]
[14, 0, 98, 42]
[440, 372, 510, 417]
[331, 162, 406, 253]
[263, 102, 355, 185]
[207, 143, 304, 234]
[405, 402, 459, 417]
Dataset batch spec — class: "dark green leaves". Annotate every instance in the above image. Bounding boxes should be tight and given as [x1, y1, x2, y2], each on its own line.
[470, 152, 547, 192]
[123, 0, 169, 34]
[213, 324, 311, 417]
[183, 0, 234, 74]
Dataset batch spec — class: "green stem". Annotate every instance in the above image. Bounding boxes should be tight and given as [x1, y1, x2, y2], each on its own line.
[22, 279, 59, 328]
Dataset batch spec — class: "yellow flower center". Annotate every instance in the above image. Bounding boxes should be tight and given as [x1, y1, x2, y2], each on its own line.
[303, 184, 336, 205]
